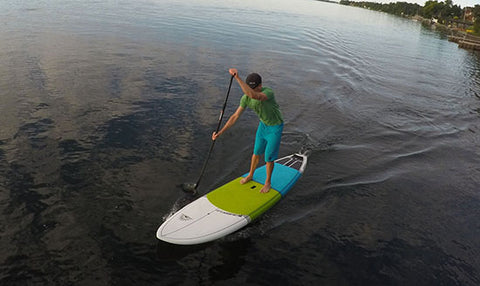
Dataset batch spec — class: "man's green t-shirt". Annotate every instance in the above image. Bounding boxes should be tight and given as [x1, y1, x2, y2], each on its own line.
[239, 87, 283, 126]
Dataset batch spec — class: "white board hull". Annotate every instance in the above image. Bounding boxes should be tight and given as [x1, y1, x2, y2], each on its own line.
[157, 196, 250, 245]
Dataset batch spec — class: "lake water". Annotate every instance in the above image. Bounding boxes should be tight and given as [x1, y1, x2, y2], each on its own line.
[1, 0, 480, 285]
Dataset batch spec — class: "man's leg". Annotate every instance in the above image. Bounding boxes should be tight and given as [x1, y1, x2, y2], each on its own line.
[241, 122, 265, 185]
[260, 161, 274, 193]
[240, 154, 260, 184]
[260, 123, 283, 193]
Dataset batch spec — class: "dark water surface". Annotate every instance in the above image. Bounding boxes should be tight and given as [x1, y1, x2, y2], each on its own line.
[1, 0, 480, 285]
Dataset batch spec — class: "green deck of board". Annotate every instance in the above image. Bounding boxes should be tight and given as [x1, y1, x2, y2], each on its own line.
[206, 177, 281, 221]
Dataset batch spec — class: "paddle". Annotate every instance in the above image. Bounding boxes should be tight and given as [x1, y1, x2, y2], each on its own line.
[182, 75, 235, 193]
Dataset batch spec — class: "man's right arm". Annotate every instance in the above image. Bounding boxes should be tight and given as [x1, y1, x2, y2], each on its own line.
[229, 68, 268, 101]
[212, 106, 245, 140]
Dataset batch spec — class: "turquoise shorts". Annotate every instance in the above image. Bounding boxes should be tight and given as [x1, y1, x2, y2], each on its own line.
[254, 121, 284, 162]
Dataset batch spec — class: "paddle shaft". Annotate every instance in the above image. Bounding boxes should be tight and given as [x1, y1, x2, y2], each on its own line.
[194, 75, 235, 189]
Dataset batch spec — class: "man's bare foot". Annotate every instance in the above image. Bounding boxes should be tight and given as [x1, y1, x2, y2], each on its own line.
[240, 175, 252, 185]
[260, 183, 271, 193]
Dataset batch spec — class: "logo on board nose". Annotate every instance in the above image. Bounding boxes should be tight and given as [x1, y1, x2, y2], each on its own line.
[180, 214, 192, 221]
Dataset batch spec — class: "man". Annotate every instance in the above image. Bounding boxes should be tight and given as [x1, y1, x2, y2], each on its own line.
[212, 68, 284, 193]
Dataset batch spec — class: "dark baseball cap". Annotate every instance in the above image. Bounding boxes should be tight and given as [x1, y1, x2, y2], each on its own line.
[246, 73, 262, 89]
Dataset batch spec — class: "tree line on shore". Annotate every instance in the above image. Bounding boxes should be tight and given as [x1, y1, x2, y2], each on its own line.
[339, 0, 480, 34]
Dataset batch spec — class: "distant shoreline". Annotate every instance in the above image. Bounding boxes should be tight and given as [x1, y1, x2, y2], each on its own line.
[417, 17, 480, 50]
[335, 0, 480, 51]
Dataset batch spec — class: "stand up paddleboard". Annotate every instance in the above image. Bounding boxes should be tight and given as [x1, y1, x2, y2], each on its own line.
[156, 153, 307, 245]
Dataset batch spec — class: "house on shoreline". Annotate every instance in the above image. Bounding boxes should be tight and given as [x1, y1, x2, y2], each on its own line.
[463, 7, 475, 23]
